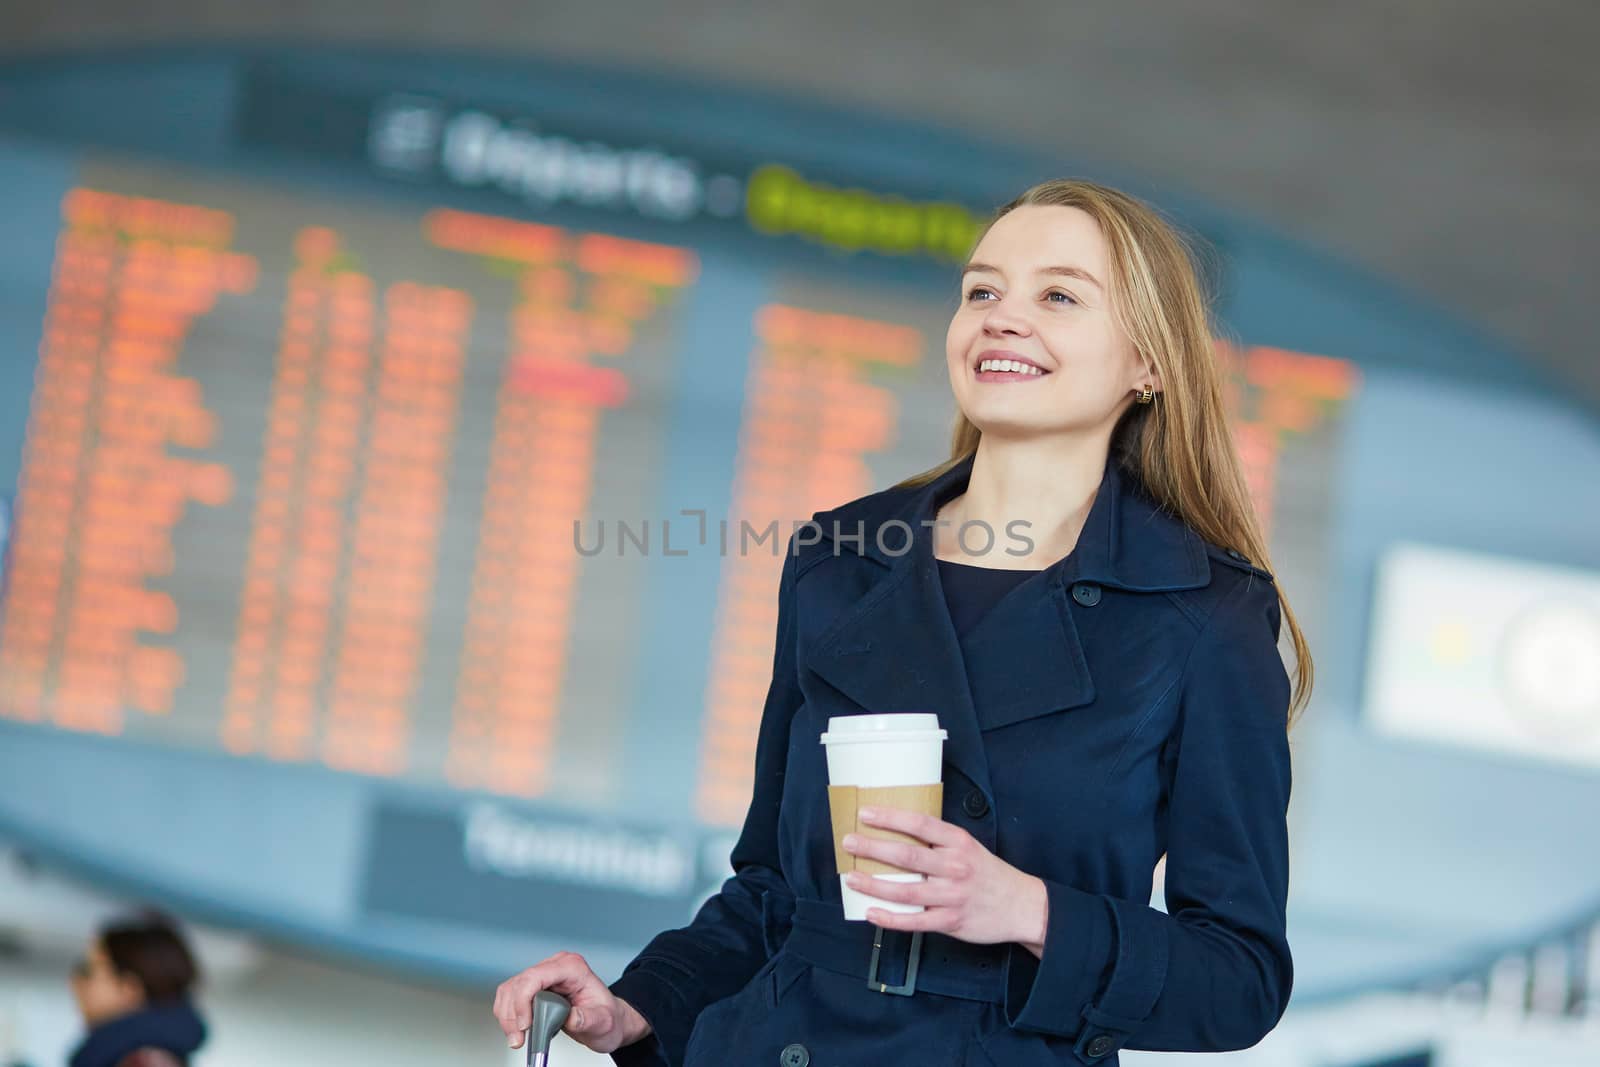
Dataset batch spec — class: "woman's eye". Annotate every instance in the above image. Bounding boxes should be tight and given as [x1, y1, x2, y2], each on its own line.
[964, 286, 994, 302]
[1045, 290, 1078, 305]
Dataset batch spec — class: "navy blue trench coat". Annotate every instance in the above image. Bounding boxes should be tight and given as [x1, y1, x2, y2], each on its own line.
[609, 450, 1294, 1066]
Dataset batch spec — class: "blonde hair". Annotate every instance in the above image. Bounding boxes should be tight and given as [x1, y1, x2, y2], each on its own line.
[898, 178, 1312, 724]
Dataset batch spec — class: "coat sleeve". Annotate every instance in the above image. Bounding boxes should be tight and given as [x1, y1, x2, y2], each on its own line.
[1000, 575, 1294, 1059]
[607, 538, 803, 1067]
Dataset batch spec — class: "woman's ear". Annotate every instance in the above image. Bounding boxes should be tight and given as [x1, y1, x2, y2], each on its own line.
[1133, 356, 1163, 398]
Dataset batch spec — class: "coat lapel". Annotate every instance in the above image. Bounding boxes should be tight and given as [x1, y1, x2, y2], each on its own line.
[956, 572, 1095, 734]
[801, 449, 1211, 801]
[804, 534, 996, 799]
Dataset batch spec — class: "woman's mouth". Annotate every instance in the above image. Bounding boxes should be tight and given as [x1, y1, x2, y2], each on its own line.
[974, 356, 1051, 383]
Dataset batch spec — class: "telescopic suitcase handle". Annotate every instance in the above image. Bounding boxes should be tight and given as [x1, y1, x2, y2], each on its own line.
[524, 989, 571, 1067]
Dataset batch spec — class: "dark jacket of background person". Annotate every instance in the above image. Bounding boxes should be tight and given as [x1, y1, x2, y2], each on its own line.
[67, 1000, 206, 1067]
[607, 449, 1294, 1066]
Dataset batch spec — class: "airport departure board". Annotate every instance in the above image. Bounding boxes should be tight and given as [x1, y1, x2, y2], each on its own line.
[0, 52, 1392, 987]
[0, 155, 1357, 827]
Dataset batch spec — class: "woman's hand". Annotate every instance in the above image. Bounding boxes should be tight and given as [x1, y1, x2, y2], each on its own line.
[842, 806, 1050, 957]
[492, 951, 653, 1054]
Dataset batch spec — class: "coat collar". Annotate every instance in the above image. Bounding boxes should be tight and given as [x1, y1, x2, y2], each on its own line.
[802, 449, 1209, 801]
[816, 448, 1209, 592]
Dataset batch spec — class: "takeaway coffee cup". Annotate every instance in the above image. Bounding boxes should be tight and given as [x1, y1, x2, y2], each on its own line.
[819, 713, 947, 921]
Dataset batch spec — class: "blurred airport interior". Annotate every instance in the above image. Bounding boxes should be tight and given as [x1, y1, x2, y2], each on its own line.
[0, 4, 1597, 1066]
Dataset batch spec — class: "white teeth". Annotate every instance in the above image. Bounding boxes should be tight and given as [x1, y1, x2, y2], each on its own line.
[977, 358, 1044, 376]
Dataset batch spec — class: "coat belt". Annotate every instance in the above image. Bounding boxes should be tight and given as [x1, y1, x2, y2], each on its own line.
[780, 898, 1007, 1004]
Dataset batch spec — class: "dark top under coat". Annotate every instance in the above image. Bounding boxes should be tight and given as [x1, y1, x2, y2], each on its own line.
[937, 557, 1045, 638]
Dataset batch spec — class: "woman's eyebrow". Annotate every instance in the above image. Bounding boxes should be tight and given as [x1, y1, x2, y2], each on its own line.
[961, 261, 1103, 290]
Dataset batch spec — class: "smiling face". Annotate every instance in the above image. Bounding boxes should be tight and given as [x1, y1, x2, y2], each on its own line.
[946, 204, 1152, 440]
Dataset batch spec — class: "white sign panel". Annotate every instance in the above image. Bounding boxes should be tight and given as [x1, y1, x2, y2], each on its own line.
[1364, 542, 1600, 770]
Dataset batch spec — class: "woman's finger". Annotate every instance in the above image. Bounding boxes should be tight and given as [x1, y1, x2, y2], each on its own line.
[843, 833, 934, 874]
[847, 872, 962, 907]
[495, 979, 532, 1038]
[858, 806, 966, 847]
[492, 986, 509, 1036]
[845, 834, 972, 880]
[865, 906, 951, 933]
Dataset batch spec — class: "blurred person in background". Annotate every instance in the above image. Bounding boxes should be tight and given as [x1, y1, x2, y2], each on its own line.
[67, 912, 207, 1067]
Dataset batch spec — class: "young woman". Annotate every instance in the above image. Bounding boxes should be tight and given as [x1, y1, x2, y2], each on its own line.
[68, 913, 207, 1067]
[494, 178, 1310, 1066]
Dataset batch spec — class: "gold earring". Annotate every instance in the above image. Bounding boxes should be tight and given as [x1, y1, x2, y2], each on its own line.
[1136, 385, 1154, 404]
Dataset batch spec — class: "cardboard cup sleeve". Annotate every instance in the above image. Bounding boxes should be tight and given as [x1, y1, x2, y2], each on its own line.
[828, 783, 944, 876]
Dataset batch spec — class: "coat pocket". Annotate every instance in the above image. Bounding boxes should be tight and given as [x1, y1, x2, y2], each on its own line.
[764, 950, 811, 1010]
[683, 957, 777, 1066]
[970, 1016, 1104, 1067]
[682, 954, 812, 1067]
[760, 890, 796, 958]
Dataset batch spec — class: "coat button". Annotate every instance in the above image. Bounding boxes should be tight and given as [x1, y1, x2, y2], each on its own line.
[1086, 1034, 1116, 1058]
[1071, 582, 1102, 607]
[779, 1043, 810, 1067]
[962, 789, 991, 818]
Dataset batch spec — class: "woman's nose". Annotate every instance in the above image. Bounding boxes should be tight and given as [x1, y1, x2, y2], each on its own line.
[982, 304, 1031, 335]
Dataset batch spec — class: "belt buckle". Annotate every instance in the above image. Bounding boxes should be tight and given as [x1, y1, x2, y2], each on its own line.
[866, 928, 923, 996]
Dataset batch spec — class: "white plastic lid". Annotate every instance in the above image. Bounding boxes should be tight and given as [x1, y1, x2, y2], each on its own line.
[819, 713, 946, 744]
